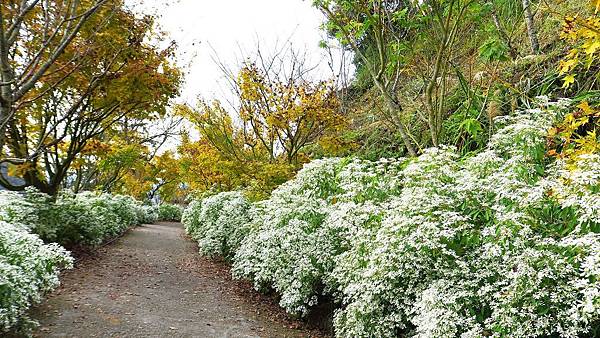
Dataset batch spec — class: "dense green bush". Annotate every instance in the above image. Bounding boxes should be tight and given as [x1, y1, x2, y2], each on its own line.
[140, 205, 159, 224]
[157, 203, 183, 222]
[183, 98, 600, 337]
[0, 221, 73, 333]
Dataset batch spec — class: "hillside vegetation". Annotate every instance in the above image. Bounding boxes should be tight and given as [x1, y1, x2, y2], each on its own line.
[184, 99, 600, 337]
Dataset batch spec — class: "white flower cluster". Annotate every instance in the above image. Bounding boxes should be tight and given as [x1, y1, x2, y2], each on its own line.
[0, 221, 73, 333]
[141, 205, 159, 224]
[0, 189, 156, 332]
[183, 191, 252, 259]
[0, 189, 153, 247]
[183, 98, 600, 337]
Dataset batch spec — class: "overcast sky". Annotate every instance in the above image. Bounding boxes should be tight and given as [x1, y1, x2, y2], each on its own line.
[127, 0, 348, 104]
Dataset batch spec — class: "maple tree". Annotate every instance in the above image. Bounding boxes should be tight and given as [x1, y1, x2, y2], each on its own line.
[177, 101, 297, 199]
[65, 113, 185, 202]
[0, 2, 181, 195]
[546, 1, 599, 161]
[236, 62, 345, 164]
[100, 148, 184, 202]
[547, 101, 600, 163]
[0, 0, 109, 148]
[177, 55, 346, 198]
[559, 1, 600, 89]
[177, 132, 246, 194]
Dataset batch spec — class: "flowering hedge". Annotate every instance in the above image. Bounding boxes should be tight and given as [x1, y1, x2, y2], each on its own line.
[0, 190, 153, 247]
[183, 191, 252, 260]
[0, 221, 73, 333]
[141, 205, 159, 224]
[184, 98, 600, 337]
[157, 203, 183, 222]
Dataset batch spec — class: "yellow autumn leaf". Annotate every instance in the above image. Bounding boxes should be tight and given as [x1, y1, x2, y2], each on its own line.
[594, 0, 600, 13]
[558, 58, 578, 75]
[7, 162, 33, 177]
[562, 75, 576, 88]
[584, 40, 600, 55]
[6, 164, 18, 177]
[577, 101, 595, 115]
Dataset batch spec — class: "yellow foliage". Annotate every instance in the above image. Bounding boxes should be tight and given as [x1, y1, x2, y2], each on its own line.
[7, 162, 33, 177]
[236, 63, 346, 164]
[547, 101, 600, 167]
[81, 139, 111, 156]
[559, 3, 600, 88]
[176, 63, 347, 198]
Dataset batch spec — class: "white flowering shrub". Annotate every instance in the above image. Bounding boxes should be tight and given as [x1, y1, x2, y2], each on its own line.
[140, 205, 159, 224]
[0, 221, 73, 333]
[0, 190, 39, 232]
[0, 190, 154, 332]
[183, 191, 252, 259]
[184, 98, 600, 337]
[181, 199, 202, 235]
[232, 157, 406, 316]
[157, 203, 183, 222]
[0, 190, 150, 247]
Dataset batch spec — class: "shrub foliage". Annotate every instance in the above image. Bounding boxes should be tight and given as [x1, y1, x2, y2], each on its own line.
[183, 192, 252, 260]
[0, 190, 153, 247]
[157, 204, 183, 222]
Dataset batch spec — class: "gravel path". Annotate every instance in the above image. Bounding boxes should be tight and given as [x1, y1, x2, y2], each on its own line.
[29, 222, 324, 338]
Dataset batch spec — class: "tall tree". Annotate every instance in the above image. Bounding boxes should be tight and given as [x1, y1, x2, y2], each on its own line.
[315, 0, 419, 155]
[314, 0, 476, 153]
[0, 3, 181, 195]
[0, 0, 108, 148]
[73, 115, 184, 198]
[177, 45, 346, 197]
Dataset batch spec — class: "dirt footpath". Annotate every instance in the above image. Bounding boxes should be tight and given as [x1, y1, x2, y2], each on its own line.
[29, 222, 325, 338]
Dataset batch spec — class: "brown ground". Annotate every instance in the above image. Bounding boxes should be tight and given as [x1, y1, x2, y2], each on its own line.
[27, 222, 327, 338]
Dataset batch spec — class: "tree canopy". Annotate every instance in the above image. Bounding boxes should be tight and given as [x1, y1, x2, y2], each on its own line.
[0, 0, 181, 196]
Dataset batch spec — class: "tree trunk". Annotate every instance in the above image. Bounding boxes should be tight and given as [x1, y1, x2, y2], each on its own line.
[0, 105, 11, 149]
[382, 95, 418, 157]
[317, 5, 418, 157]
[0, 5, 12, 142]
[373, 80, 418, 157]
[522, 0, 540, 54]
[0, 64, 14, 150]
[492, 8, 518, 59]
[73, 169, 83, 193]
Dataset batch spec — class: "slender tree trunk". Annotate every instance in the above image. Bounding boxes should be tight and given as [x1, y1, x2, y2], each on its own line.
[382, 94, 418, 157]
[0, 5, 11, 143]
[0, 54, 14, 150]
[317, 5, 418, 157]
[0, 104, 11, 149]
[74, 170, 81, 193]
[522, 0, 540, 54]
[491, 8, 517, 59]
